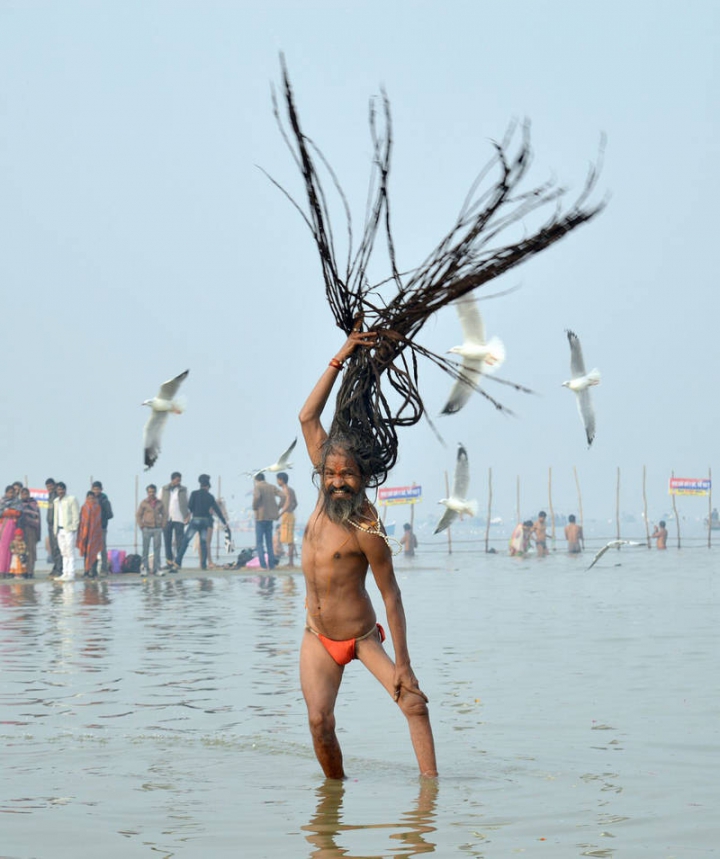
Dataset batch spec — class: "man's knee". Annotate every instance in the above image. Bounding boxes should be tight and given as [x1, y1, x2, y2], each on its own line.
[308, 707, 336, 739]
[397, 689, 430, 719]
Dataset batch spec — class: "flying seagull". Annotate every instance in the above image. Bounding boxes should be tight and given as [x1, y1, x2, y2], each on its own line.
[441, 297, 506, 415]
[142, 369, 189, 470]
[250, 438, 297, 477]
[434, 443, 478, 534]
[562, 329, 600, 447]
[586, 539, 644, 572]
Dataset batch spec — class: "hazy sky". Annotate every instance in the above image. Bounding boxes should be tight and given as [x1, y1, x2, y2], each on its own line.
[1, 1, 717, 537]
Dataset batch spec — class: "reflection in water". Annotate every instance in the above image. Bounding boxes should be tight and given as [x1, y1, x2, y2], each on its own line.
[303, 778, 438, 858]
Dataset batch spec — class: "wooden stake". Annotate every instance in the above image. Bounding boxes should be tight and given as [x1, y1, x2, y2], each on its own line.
[573, 466, 584, 532]
[615, 466, 621, 543]
[642, 465, 650, 548]
[548, 466, 556, 549]
[671, 470, 681, 549]
[134, 474, 139, 554]
[485, 467, 492, 553]
[708, 467, 712, 549]
[516, 475, 521, 524]
[445, 470, 452, 555]
[217, 475, 222, 559]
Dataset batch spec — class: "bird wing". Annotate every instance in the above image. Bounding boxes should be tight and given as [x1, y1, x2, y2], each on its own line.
[566, 330, 587, 379]
[157, 369, 189, 401]
[586, 542, 612, 571]
[440, 360, 482, 415]
[451, 444, 471, 500]
[434, 506, 458, 534]
[456, 297, 486, 345]
[143, 410, 169, 470]
[277, 437, 298, 467]
[575, 388, 596, 447]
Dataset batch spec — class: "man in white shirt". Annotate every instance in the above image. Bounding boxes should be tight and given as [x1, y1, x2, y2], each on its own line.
[160, 472, 189, 570]
[53, 482, 80, 581]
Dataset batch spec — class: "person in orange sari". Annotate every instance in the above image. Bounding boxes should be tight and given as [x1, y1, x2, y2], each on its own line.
[77, 491, 103, 578]
[0, 486, 22, 574]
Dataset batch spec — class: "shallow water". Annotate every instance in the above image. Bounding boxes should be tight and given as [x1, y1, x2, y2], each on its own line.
[1, 547, 717, 858]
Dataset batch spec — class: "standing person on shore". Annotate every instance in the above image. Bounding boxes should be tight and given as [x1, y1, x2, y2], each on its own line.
[161, 472, 189, 569]
[91, 481, 114, 575]
[253, 473, 282, 570]
[77, 491, 103, 577]
[564, 514, 584, 554]
[136, 484, 166, 575]
[297, 331, 437, 780]
[0, 486, 22, 574]
[53, 482, 80, 581]
[45, 479, 63, 577]
[18, 487, 41, 577]
[276, 472, 298, 566]
[173, 475, 228, 571]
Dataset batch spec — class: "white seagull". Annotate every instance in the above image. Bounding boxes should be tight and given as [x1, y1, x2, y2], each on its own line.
[250, 438, 297, 477]
[586, 539, 644, 572]
[434, 443, 478, 534]
[441, 297, 505, 415]
[142, 369, 189, 470]
[562, 329, 600, 447]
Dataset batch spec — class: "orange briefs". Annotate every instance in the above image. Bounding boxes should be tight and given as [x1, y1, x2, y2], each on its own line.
[308, 623, 386, 666]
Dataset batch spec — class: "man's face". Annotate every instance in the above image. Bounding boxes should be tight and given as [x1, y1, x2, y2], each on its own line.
[147, 487, 157, 500]
[20, 489, 30, 501]
[171, 476, 181, 487]
[56, 486, 66, 499]
[322, 451, 365, 524]
[92, 486, 101, 497]
[46, 482, 55, 494]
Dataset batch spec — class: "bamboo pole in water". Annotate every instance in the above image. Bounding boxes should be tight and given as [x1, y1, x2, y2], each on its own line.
[708, 467, 712, 549]
[445, 470, 452, 555]
[615, 466, 621, 543]
[516, 475, 521, 524]
[134, 475, 139, 554]
[217, 475, 222, 560]
[671, 470, 681, 549]
[573, 466, 584, 531]
[642, 465, 650, 548]
[485, 468, 492, 553]
[548, 467, 556, 549]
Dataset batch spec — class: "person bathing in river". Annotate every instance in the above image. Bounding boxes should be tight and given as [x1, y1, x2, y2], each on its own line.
[298, 331, 438, 780]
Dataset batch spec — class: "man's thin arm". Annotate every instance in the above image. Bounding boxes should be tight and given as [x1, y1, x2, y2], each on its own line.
[298, 331, 377, 467]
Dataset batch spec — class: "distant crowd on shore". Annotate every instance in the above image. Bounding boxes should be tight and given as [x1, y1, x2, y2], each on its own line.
[0, 470, 299, 582]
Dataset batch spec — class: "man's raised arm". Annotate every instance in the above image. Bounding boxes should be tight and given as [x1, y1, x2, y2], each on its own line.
[298, 331, 376, 467]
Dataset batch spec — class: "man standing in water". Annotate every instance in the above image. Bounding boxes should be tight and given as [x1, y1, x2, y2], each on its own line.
[298, 331, 437, 780]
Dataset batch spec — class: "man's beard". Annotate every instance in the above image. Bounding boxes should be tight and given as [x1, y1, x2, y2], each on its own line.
[322, 485, 366, 525]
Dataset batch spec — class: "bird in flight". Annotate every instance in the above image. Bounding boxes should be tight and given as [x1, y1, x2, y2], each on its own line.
[441, 297, 506, 415]
[586, 539, 644, 571]
[142, 369, 189, 470]
[249, 438, 297, 477]
[562, 329, 600, 447]
[434, 443, 478, 534]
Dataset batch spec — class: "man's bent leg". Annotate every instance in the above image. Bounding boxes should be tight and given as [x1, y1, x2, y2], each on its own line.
[357, 636, 438, 777]
[300, 630, 346, 779]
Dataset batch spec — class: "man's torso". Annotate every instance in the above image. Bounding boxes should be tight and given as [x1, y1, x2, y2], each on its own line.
[302, 504, 376, 640]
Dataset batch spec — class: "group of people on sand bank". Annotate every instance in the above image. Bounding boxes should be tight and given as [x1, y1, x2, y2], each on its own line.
[0, 482, 42, 578]
[509, 510, 584, 556]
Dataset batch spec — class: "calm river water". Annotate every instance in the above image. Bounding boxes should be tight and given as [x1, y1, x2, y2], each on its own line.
[1, 546, 717, 858]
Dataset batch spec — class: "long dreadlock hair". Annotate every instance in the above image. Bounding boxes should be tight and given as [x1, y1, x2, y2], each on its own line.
[265, 59, 606, 487]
